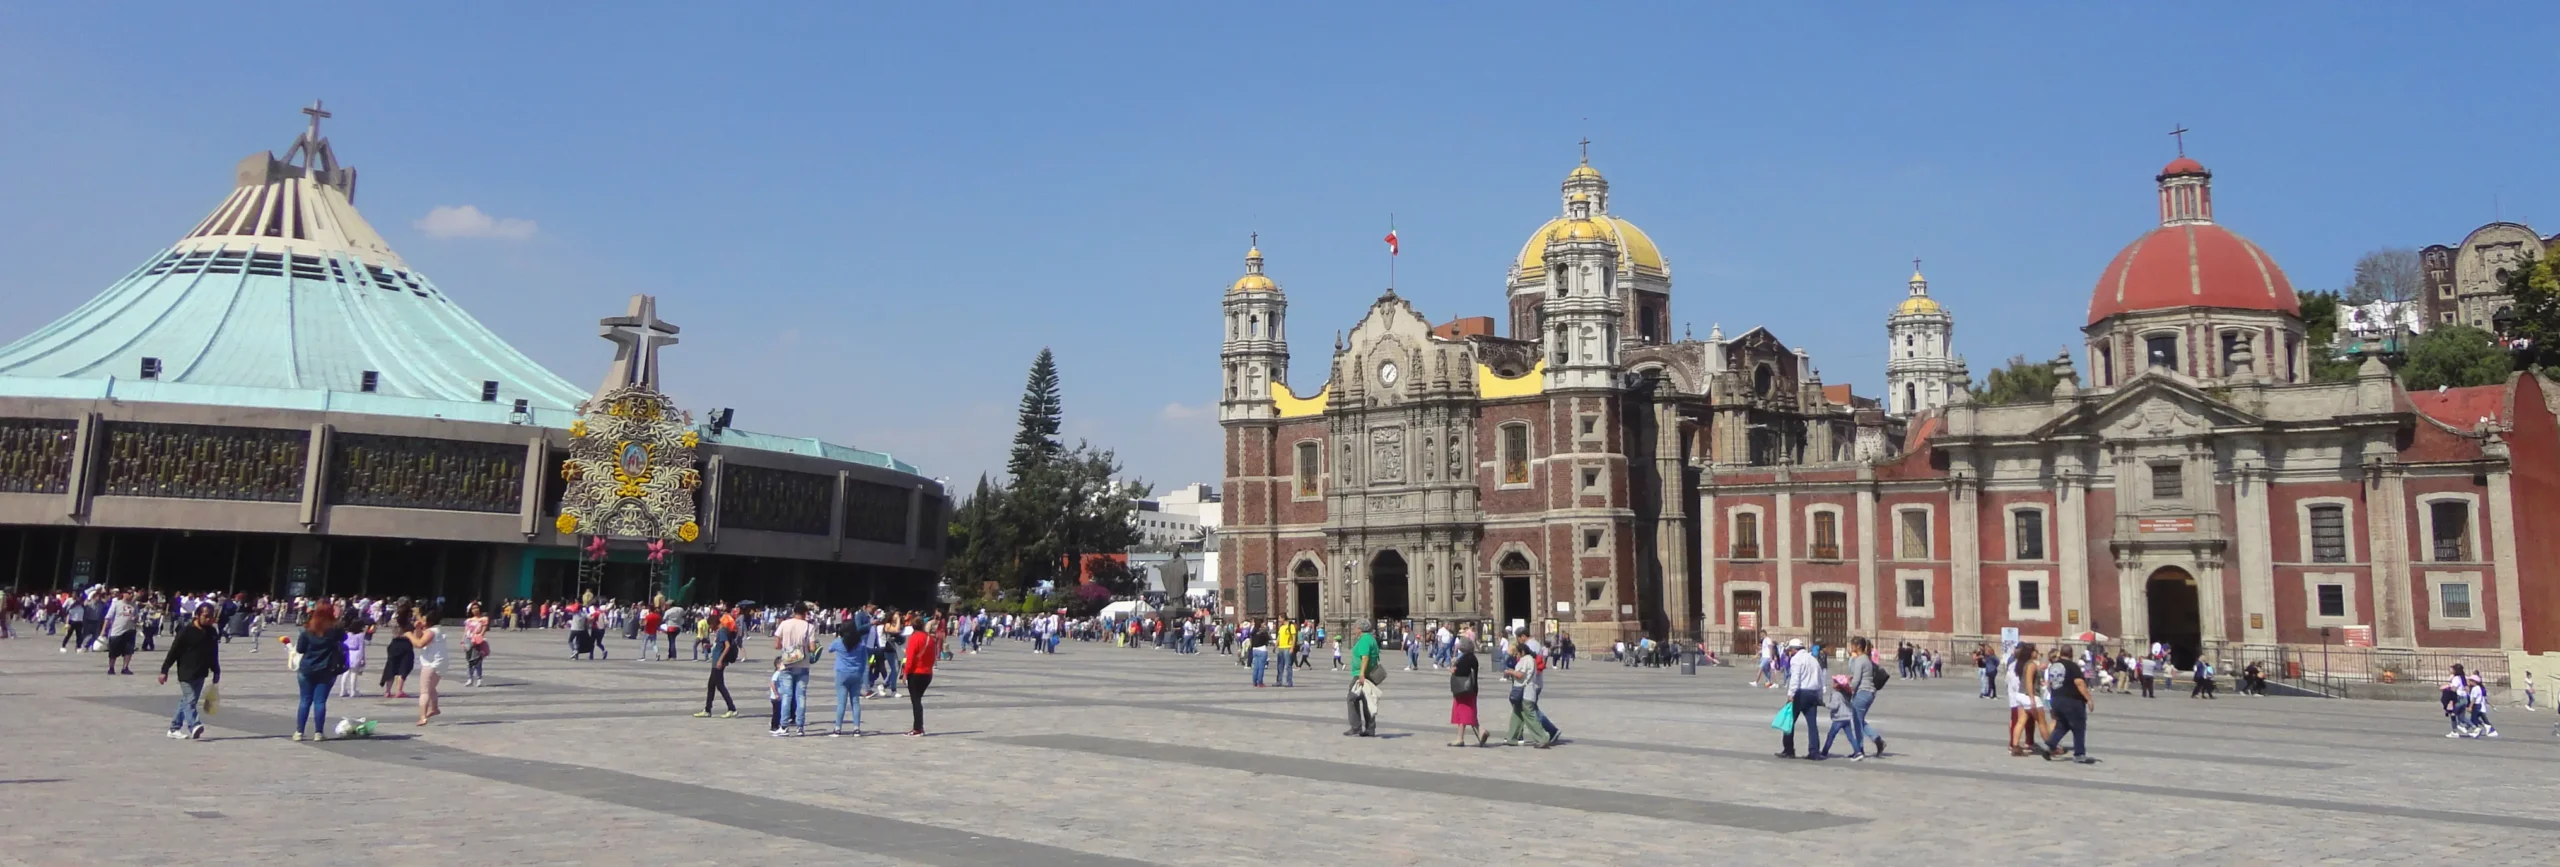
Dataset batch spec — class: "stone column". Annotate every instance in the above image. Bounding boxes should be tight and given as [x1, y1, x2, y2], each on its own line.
[2233, 462, 2277, 647]
[1775, 474, 1795, 630]
[1949, 475, 1982, 639]
[2056, 470, 2090, 635]
[1699, 476, 1719, 632]
[2197, 552, 2229, 643]
[1854, 466, 1878, 635]
[2367, 463, 2417, 647]
[2487, 461, 2524, 651]
[1653, 398, 1690, 638]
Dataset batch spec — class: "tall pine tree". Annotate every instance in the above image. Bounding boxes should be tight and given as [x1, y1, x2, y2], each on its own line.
[1007, 348, 1064, 482]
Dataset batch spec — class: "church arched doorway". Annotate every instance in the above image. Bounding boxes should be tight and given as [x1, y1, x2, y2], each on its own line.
[1370, 551, 1410, 621]
[1496, 552, 1534, 631]
[2146, 567, 2203, 670]
[1292, 559, 1321, 621]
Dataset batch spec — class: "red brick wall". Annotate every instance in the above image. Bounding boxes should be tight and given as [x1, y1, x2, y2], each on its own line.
[2083, 487, 2123, 636]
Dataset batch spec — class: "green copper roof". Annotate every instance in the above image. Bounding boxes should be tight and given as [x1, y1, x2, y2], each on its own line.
[0, 106, 924, 479]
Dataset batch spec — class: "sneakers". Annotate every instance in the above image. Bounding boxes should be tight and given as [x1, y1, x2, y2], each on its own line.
[191, 724, 206, 740]
[2447, 730, 2465, 738]
[693, 711, 712, 718]
[828, 729, 843, 738]
[905, 730, 923, 737]
[1873, 737, 1888, 756]
[771, 728, 788, 737]
[718, 710, 738, 719]
[165, 729, 185, 739]
[292, 732, 305, 742]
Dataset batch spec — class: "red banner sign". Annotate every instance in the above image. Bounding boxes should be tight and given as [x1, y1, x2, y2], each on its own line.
[2137, 517, 2196, 534]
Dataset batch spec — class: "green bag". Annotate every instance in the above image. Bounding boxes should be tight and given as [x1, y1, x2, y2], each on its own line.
[1770, 701, 1797, 732]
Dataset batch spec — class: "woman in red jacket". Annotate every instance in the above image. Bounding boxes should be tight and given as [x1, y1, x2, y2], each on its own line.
[902, 614, 941, 737]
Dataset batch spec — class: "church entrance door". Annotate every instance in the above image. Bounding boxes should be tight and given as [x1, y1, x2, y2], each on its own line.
[1294, 582, 1320, 621]
[1731, 590, 1763, 654]
[2146, 567, 2203, 671]
[1809, 591, 1848, 652]
[1370, 551, 1410, 621]
[1497, 553, 1533, 631]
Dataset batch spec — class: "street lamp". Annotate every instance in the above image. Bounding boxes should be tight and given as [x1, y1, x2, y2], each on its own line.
[2320, 626, 2332, 696]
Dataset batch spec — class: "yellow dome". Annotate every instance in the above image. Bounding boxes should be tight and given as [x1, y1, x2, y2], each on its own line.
[1896, 295, 1943, 315]
[1568, 164, 1603, 181]
[1515, 216, 1666, 275]
[1230, 273, 1276, 293]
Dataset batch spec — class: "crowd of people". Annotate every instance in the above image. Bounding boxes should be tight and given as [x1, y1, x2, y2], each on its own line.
[8, 586, 2534, 758]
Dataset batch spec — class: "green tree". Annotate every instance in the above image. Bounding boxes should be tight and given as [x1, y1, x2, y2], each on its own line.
[944, 474, 1010, 595]
[2503, 253, 2560, 375]
[1007, 348, 1064, 482]
[2296, 290, 2364, 382]
[1970, 354, 2060, 405]
[2399, 325, 2511, 391]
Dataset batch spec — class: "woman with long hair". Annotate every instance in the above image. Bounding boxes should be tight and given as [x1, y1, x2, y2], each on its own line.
[903, 614, 940, 736]
[408, 611, 447, 725]
[293, 605, 347, 741]
[462, 602, 491, 688]
[2006, 642, 2041, 756]
[379, 605, 416, 699]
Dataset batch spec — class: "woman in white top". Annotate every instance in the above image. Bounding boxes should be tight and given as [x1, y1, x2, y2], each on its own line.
[2005, 643, 2041, 756]
[408, 611, 448, 726]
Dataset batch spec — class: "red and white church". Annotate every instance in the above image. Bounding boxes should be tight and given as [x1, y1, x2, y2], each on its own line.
[1217, 151, 2560, 670]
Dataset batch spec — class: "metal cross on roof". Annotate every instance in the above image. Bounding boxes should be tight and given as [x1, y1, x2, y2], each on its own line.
[2169, 124, 2190, 156]
[597, 294, 681, 396]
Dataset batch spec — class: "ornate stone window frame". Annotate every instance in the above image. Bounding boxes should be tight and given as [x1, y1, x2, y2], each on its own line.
[1726, 503, 1767, 561]
[2007, 569, 2052, 622]
[1804, 503, 1845, 561]
[1497, 422, 1534, 489]
[2292, 497, 2359, 564]
[2423, 570, 2486, 631]
[2414, 492, 2482, 564]
[2004, 503, 2049, 562]
[1895, 568, 1933, 618]
[1893, 504, 1935, 561]
[2302, 571, 2358, 628]
[1292, 439, 1323, 501]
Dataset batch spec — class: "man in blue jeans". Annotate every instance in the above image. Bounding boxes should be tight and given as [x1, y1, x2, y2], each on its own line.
[2041, 651, 2097, 763]
[1775, 638, 1826, 759]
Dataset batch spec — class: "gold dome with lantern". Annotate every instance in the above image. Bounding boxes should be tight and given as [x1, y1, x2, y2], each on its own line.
[1513, 160, 1668, 276]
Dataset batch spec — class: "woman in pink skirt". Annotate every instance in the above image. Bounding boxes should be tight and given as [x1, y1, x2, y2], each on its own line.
[1448, 628, 1486, 746]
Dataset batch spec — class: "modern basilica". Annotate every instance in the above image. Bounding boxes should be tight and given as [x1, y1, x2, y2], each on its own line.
[1217, 152, 2560, 669]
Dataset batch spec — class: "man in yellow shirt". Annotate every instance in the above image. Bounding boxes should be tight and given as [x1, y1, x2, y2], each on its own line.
[1274, 621, 1297, 687]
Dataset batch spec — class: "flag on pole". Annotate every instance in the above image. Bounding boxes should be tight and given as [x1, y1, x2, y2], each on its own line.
[1383, 227, 1399, 256]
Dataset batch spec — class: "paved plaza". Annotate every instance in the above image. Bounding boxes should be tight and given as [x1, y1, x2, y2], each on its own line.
[5, 630, 2559, 865]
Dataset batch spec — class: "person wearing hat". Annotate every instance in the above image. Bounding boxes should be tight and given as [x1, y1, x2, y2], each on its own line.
[1775, 637, 1826, 759]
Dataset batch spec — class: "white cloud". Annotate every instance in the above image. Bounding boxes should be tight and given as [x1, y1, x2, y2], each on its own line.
[415, 205, 538, 240]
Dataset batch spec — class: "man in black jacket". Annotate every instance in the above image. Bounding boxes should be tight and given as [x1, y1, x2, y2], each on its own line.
[158, 604, 222, 740]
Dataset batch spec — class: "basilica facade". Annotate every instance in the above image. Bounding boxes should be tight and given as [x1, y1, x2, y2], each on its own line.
[1218, 152, 2560, 667]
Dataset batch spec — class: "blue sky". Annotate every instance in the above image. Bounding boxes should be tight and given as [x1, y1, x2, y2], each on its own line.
[2, 3, 2553, 492]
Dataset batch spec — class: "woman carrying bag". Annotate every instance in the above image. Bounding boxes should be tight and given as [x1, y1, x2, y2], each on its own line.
[1448, 628, 1485, 746]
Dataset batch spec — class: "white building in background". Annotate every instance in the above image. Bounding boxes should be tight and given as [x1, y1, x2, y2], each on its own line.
[1131, 482, 1220, 548]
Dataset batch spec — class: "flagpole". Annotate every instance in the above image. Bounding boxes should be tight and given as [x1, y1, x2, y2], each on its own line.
[1389, 214, 1397, 292]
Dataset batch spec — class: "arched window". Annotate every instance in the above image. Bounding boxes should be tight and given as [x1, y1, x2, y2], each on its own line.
[1904, 382, 1917, 411]
[1753, 364, 1776, 398]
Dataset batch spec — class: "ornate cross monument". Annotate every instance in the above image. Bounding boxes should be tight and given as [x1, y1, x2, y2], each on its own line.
[596, 294, 682, 397]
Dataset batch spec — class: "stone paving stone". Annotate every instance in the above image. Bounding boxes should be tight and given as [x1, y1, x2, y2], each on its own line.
[8, 630, 2560, 865]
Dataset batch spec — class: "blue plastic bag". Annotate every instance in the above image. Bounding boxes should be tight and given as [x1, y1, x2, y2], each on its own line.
[1770, 700, 1797, 732]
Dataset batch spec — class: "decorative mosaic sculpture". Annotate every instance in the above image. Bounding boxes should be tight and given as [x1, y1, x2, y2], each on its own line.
[555, 384, 702, 542]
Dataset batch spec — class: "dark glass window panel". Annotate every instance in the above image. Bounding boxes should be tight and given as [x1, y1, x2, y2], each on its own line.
[2316, 584, 2346, 618]
[719, 465, 834, 535]
[2014, 510, 2045, 560]
[844, 478, 911, 543]
[2430, 501, 2468, 562]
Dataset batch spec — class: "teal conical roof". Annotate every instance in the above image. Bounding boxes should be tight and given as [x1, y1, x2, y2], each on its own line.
[0, 105, 588, 422]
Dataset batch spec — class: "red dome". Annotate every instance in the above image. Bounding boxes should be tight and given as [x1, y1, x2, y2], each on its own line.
[2160, 156, 2207, 176]
[2087, 223, 2298, 325]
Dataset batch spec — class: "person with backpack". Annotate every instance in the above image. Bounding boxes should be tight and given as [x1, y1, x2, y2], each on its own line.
[1344, 621, 1382, 737]
[1843, 636, 1887, 760]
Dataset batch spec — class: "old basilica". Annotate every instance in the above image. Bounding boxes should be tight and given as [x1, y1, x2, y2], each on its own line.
[1217, 152, 2560, 666]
